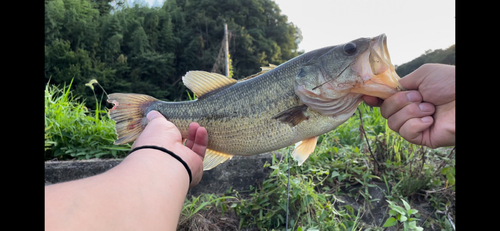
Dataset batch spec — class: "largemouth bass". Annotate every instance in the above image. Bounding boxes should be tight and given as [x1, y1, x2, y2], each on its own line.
[108, 34, 404, 170]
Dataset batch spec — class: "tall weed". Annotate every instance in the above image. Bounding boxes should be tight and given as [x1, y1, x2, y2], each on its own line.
[44, 80, 130, 160]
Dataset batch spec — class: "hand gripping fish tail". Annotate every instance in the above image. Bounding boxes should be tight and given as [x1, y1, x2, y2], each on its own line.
[107, 93, 159, 145]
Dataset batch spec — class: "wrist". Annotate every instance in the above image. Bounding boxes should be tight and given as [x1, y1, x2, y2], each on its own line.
[129, 145, 192, 185]
[124, 147, 191, 189]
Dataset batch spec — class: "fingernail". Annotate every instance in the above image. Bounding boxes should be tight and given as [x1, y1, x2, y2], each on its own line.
[421, 116, 433, 123]
[146, 110, 160, 121]
[419, 103, 434, 112]
[406, 91, 421, 102]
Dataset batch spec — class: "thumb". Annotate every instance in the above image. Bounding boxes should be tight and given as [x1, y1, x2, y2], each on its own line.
[146, 110, 163, 122]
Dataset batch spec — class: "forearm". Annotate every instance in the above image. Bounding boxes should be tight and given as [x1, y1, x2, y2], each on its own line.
[45, 149, 190, 230]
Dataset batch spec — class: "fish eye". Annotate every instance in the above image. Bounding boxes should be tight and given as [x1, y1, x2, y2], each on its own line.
[343, 43, 357, 55]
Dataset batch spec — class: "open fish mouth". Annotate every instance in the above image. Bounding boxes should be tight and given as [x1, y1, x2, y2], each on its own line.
[350, 34, 405, 99]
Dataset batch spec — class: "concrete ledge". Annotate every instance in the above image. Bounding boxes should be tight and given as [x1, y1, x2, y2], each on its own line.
[45, 153, 280, 196]
[45, 159, 122, 185]
[189, 153, 279, 196]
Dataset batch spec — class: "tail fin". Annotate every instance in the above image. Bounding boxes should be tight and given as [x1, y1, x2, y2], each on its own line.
[107, 93, 159, 145]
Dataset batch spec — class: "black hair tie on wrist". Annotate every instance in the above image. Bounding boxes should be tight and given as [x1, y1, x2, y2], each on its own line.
[129, 145, 192, 184]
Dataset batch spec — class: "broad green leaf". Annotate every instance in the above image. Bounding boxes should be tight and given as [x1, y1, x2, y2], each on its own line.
[382, 217, 397, 227]
[441, 166, 451, 175]
[407, 209, 418, 215]
[319, 209, 328, 221]
[409, 221, 423, 231]
[446, 172, 455, 185]
[389, 209, 398, 216]
[391, 205, 406, 215]
[409, 221, 417, 229]
[401, 199, 411, 211]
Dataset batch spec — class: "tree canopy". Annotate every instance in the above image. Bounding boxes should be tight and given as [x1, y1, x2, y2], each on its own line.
[45, 0, 302, 109]
[45, 0, 454, 110]
[396, 44, 455, 77]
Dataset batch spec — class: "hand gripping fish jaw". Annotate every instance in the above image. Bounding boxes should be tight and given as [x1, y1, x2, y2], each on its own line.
[350, 34, 405, 99]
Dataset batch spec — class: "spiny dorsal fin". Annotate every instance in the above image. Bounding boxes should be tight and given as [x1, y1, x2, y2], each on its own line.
[182, 71, 237, 97]
[272, 105, 309, 127]
[238, 64, 277, 82]
[292, 136, 318, 165]
[203, 149, 234, 171]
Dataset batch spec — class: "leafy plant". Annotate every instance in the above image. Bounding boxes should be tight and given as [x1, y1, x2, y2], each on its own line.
[44, 79, 130, 160]
[440, 166, 455, 188]
[383, 199, 423, 231]
[227, 102, 454, 230]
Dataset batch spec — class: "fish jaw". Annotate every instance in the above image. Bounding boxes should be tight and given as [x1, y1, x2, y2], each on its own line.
[350, 34, 405, 99]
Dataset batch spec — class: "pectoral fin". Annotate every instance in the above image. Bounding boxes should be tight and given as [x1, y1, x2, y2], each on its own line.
[272, 105, 309, 127]
[292, 136, 318, 166]
[203, 149, 234, 171]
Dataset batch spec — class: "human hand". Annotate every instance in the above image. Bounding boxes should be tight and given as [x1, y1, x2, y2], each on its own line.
[363, 63, 455, 148]
[132, 110, 208, 187]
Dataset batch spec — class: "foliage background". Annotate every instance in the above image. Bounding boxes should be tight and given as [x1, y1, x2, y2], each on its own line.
[45, 0, 302, 110]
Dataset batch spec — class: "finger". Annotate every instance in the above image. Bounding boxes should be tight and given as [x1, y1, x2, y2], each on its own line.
[386, 102, 435, 132]
[146, 110, 163, 122]
[185, 122, 200, 149]
[362, 95, 384, 107]
[380, 91, 422, 119]
[398, 116, 434, 146]
[399, 64, 432, 90]
[187, 126, 207, 188]
[190, 126, 208, 158]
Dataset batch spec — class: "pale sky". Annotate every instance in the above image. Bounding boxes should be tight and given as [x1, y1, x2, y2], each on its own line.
[140, 0, 455, 66]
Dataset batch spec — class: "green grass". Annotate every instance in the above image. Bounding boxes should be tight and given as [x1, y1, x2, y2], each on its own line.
[226, 103, 455, 230]
[44, 80, 130, 160]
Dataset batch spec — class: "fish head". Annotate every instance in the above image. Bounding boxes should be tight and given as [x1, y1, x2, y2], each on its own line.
[294, 34, 403, 116]
[350, 34, 405, 99]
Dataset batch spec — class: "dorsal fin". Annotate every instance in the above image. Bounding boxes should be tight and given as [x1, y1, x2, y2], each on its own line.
[238, 64, 277, 82]
[182, 71, 237, 97]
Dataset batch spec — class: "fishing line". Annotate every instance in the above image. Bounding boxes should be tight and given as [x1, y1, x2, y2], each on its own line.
[286, 146, 291, 231]
[311, 60, 355, 90]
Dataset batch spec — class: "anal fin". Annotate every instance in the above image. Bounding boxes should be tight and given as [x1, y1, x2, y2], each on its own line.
[292, 136, 318, 166]
[203, 149, 234, 171]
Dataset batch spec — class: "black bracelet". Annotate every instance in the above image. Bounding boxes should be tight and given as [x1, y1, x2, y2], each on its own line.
[129, 145, 192, 184]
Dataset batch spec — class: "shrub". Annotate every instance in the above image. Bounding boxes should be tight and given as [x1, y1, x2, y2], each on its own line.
[44, 80, 130, 160]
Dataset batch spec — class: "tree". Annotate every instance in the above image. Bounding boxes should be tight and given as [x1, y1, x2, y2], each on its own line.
[99, 15, 123, 64]
[396, 45, 455, 77]
[45, 0, 302, 107]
